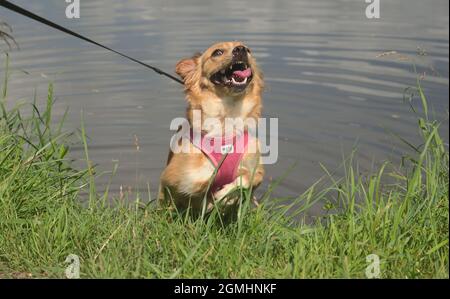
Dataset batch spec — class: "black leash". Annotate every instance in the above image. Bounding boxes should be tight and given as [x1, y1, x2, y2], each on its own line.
[0, 0, 184, 85]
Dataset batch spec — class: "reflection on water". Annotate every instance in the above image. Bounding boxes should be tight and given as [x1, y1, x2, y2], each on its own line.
[1, 0, 448, 215]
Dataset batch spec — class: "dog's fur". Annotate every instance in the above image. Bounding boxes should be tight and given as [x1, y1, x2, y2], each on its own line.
[158, 41, 264, 214]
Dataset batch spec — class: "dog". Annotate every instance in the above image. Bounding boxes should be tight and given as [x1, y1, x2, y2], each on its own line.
[158, 41, 264, 215]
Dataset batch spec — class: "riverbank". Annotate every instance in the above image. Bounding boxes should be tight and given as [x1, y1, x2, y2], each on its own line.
[0, 68, 448, 278]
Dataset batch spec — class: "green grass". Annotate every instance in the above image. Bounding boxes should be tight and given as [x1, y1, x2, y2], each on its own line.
[0, 60, 448, 278]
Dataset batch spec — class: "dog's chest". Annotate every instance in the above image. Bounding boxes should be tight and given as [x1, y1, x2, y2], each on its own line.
[201, 96, 255, 119]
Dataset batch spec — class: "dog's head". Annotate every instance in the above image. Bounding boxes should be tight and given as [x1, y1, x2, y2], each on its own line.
[175, 41, 263, 98]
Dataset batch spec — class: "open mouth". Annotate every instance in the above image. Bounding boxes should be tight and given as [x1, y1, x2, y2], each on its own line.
[210, 61, 253, 91]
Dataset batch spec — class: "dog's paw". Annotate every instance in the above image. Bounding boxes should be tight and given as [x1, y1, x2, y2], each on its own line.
[214, 185, 250, 208]
[213, 184, 236, 202]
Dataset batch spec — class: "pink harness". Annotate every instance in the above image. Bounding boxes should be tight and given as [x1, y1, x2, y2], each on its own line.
[189, 130, 249, 193]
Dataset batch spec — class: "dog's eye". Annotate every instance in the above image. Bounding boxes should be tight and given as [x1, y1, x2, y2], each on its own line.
[212, 49, 224, 57]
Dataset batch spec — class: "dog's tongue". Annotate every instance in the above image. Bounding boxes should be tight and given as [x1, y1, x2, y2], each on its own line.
[233, 67, 252, 79]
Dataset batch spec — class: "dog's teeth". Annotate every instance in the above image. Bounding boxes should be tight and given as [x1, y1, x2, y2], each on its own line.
[231, 77, 248, 85]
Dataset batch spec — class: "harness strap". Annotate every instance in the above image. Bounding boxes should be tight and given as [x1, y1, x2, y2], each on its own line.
[190, 130, 249, 193]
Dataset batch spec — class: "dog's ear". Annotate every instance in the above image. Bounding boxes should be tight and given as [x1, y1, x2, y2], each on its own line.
[175, 52, 201, 82]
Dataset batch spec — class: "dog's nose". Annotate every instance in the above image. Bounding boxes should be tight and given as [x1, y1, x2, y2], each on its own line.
[232, 46, 247, 59]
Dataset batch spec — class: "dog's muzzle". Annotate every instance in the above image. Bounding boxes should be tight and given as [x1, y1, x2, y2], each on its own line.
[210, 46, 253, 92]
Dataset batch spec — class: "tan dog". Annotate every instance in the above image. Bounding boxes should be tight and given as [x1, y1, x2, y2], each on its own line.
[158, 41, 264, 214]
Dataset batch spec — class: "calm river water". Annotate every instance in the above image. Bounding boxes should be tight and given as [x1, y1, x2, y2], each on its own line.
[1, 0, 448, 213]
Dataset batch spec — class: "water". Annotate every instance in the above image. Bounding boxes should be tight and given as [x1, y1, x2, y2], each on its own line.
[1, 0, 448, 214]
